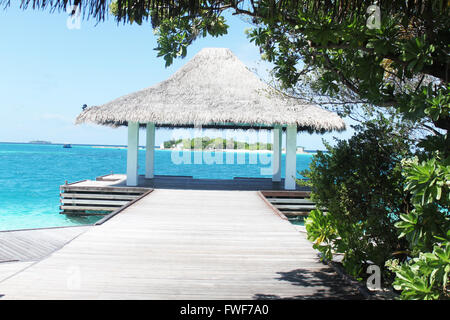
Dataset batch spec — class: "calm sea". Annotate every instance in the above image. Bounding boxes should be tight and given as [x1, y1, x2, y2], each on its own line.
[0, 143, 313, 231]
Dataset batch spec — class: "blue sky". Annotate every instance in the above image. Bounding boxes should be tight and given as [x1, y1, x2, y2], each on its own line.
[0, 4, 354, 149]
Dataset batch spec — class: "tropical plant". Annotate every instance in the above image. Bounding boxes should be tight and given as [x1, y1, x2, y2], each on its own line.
[395, 157, 450, 254]
[386, 153, 449, 299]
[386, 239, 450, 300]
[304, 209, 337, 262]
[302, 117, 413, 280]
[5, 0, 449, 299]
[6, 2, 448, 131]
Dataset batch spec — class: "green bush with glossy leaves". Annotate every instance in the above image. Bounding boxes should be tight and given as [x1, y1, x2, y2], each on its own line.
[386, 153, 449, 299]
[386, 239, 450, 300]
[302, 119, 412, 280]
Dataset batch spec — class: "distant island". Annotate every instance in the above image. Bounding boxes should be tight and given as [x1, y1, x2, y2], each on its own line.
[29, 140, 51, 145]
[161, 137, 273, 151]
[160, 137, 315, 154]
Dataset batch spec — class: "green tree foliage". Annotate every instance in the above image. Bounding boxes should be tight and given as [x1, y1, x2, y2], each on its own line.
[5, 0, 449, 299]
[79, 0, 449, 131]
[303, 119, 449, 299]
[385, 153, 449, 299]
[386, 240, 450, 300]
[302, 118, 412, 279]
[8, 2, 447, 130]
[162, 136, 272, 150]
[8, 1, 448, 125]
[303, 117, 449, 298]
[395, 157, 449, 253]
[163, 138, 182, 148]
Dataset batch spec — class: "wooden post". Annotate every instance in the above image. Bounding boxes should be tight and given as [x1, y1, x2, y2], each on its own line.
[145, 122, 155, 179]
[127, 122, 139, 186]
[285, 124, 297, 190]
[272, 125, 282, 182]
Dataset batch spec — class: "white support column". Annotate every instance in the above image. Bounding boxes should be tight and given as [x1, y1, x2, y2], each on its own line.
[272, 125, 282, 182]
[285, 124, 297, 190]
[145, 122, 155, 179]
[126, 122, 139, 186]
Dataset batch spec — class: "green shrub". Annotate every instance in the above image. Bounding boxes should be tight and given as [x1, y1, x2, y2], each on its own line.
[386, 239, 450, 300]
[386, 155, 449, 299]
[305, 209, 338, 262]
[302, 119, 412, 280]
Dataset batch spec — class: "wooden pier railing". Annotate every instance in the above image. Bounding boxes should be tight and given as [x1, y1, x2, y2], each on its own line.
[60, 185, 149, 215]
[259, 191, 316, 219]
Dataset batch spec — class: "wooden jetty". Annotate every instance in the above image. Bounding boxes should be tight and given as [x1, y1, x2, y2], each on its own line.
[0, 188, 362, 299]
[0, 227, 89, 263]
[259, 191, 317, 218]
[59, 174, 314, 218]
[0, 227, 90, 285]
[62, 174, 310, 191]
[60, 175, 150, 215]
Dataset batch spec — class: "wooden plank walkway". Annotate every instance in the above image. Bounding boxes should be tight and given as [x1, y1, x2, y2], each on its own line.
[0, 227, 90, 263]
[0, 261, 34, 284]
[0, 190, 362, 299]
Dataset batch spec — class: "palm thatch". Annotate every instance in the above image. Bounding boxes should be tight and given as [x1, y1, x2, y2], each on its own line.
[76, 48, 345, 132]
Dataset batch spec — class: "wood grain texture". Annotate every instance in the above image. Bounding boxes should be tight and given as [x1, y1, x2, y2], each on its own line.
[0, 190, 362, 300]
[0, 227, 90, 263]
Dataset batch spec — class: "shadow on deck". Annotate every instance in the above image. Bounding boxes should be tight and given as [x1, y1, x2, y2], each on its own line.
[253, 268, 364, 300]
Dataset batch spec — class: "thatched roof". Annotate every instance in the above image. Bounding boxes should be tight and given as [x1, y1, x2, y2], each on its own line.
[76, 48, 345, 132]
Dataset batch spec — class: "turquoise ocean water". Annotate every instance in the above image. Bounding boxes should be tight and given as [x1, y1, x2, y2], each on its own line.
[0, 143, 313, 231]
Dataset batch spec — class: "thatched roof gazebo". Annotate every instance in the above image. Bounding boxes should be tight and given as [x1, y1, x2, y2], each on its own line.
[76, 48, 345, 189]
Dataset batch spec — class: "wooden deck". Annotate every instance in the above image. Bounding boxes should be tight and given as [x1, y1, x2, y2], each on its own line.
[0, 227, 90, 263]
[0, 189, 362, 299]
[0, 227, 90, 285]
[65, 174, 310, 191]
